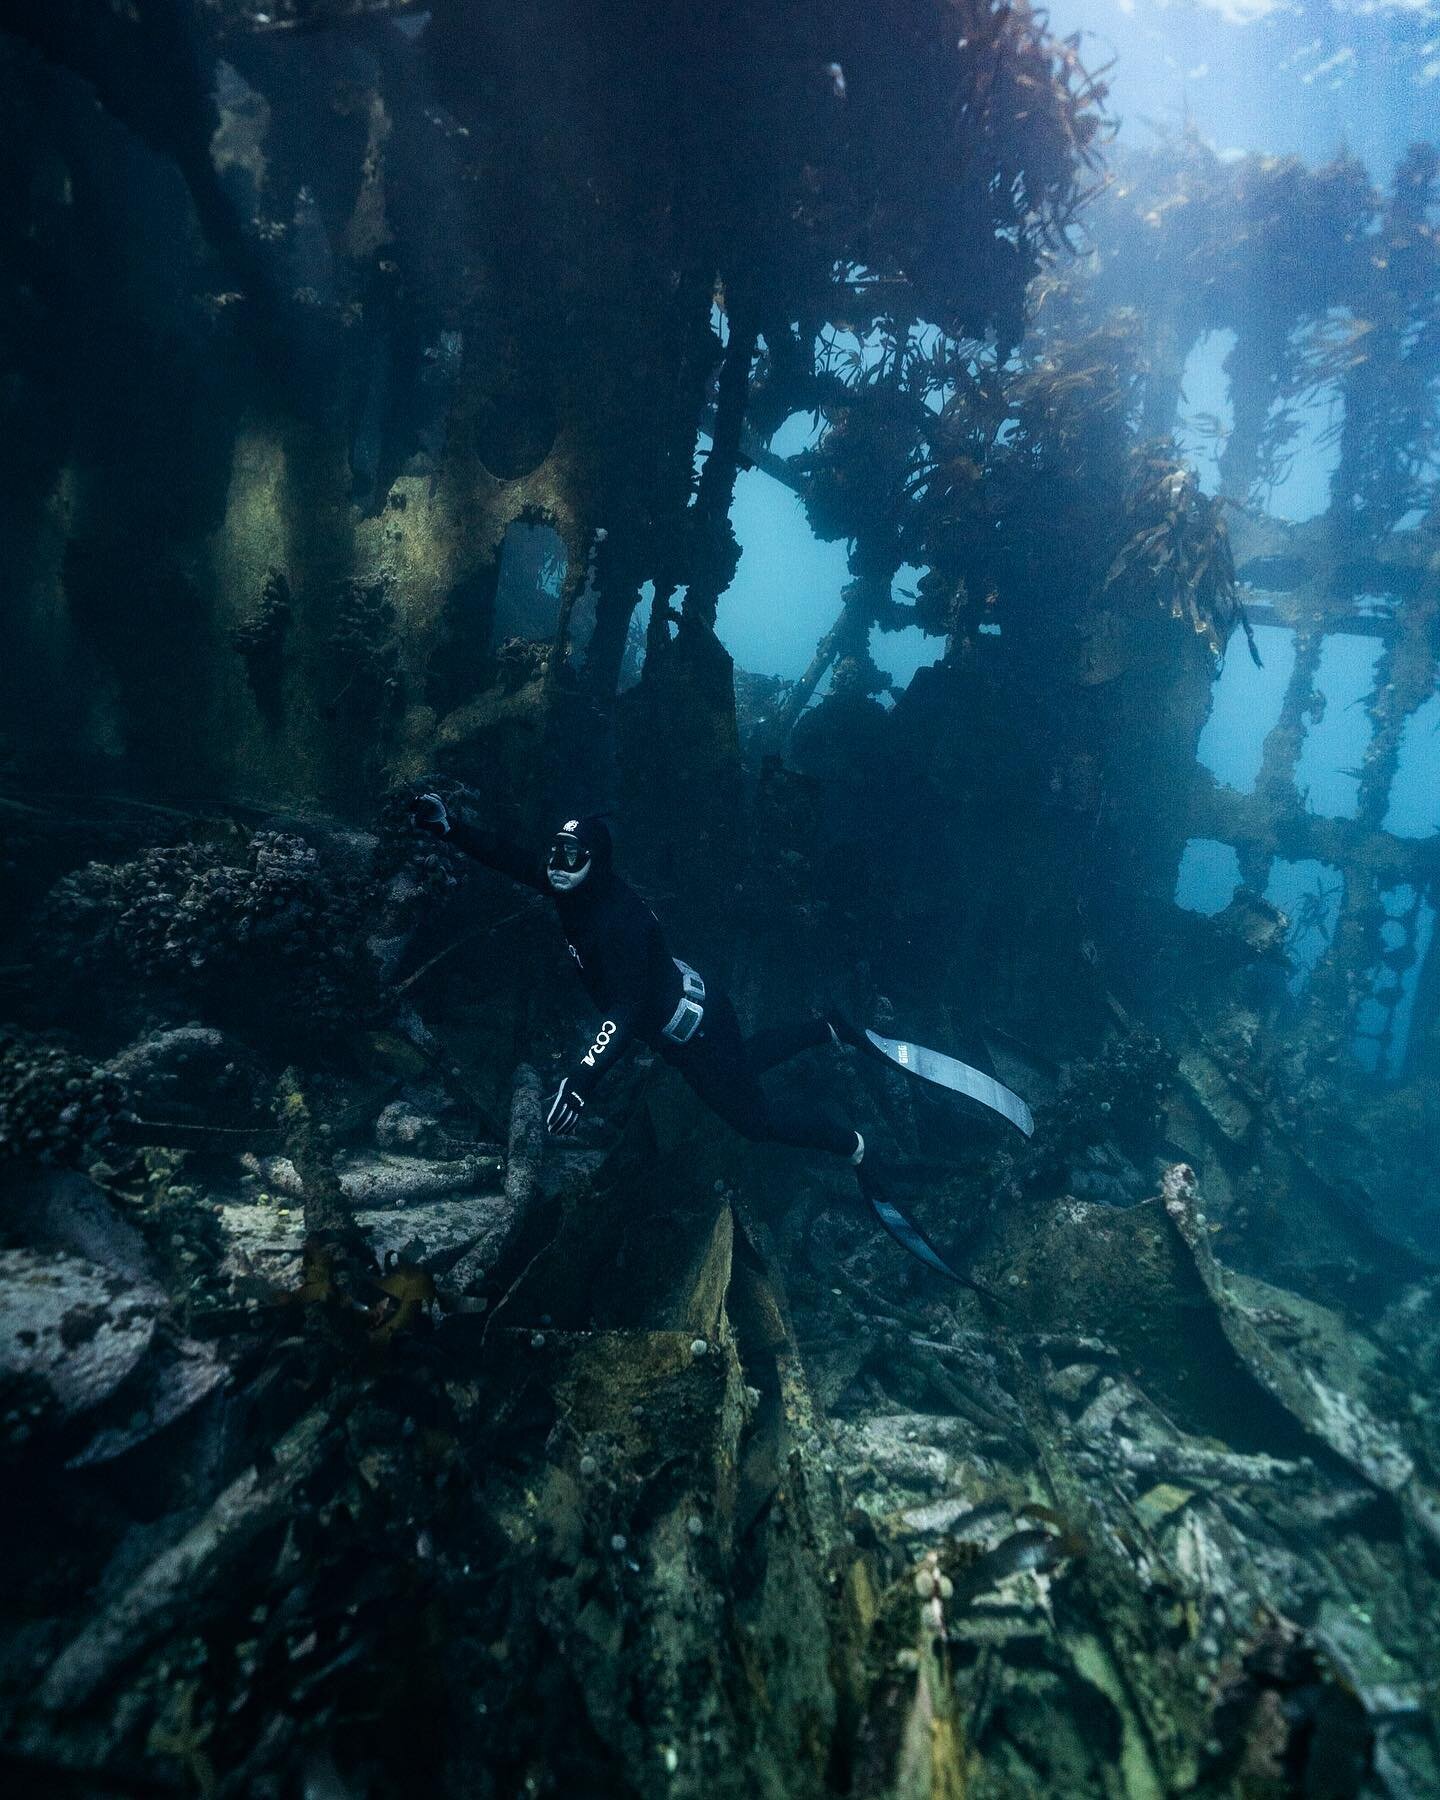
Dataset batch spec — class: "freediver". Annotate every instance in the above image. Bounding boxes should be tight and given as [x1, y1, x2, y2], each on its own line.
[409, 793, 1032, 1289]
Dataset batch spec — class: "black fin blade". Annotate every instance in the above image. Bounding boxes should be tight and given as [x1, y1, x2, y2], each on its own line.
[864, 1191, 1005, 1305]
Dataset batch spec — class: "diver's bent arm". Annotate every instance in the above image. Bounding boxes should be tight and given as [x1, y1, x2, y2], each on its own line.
[546, 1005, 636, 1134]
[569, 1004, 636, 1100]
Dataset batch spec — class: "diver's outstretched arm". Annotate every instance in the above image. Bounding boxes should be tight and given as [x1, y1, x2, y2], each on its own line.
[410, 792, 546, 893]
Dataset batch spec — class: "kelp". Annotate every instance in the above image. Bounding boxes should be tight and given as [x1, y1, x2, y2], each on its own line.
[1104, 447, 1244, 654]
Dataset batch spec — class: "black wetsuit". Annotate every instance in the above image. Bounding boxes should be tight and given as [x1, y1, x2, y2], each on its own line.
[447, 815, 856, 1158]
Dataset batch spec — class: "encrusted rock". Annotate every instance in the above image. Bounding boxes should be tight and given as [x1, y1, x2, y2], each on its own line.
[218, 1192, 515, 1283]
[0, 1249, 163, 1422]
[0, 1030, 125, 1166]
[242, 1149, 498, 1210]
[4, 1168, 163, 1287]
[1177, 1051, 1253, 1142]
[67, 1333, 226, 1467]
[374, 1096, 451, 1157]
[105, 1026, 257, 1116]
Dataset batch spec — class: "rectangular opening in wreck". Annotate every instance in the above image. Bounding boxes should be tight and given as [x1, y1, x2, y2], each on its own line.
[1262, 857, 1344, 995]
[1262, 365, 1344, 525]
[1293, 631, 1385, 819]
[493, 521, 568, 643]
[718, 454, 850, 682]
[1383, 690, 1440, 839]
[1175, 837, 1242, 916]
[1352, 883, 1437, 1078]
[1196, 621, 1296, 794]
[1174, 328, 1236, 497]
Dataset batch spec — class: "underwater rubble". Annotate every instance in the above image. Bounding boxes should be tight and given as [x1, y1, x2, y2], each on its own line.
[2, 763, 1436, 1800]
[3, 876, 1439, 1798]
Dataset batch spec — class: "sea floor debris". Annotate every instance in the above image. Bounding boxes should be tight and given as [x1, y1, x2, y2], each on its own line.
[3, 982, 1437, 1799]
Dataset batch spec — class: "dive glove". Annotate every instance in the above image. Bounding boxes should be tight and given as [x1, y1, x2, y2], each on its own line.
[546, 1076, 586, 1135]
[410, 791, 451, 837]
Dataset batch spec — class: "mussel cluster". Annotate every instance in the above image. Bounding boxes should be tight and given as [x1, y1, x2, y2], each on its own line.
[493, 635, 550, 692]
[0, 1027, 126, 1165]
[38, 833, 377, 1028]
[42, 844, 218, 977]
[372, 788, 466, 905]
[329, 575, 401, 707]
[229, 568, 293, 661]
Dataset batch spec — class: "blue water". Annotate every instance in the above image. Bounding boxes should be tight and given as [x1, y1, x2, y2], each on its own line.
[718, 467, 850, 681]
[1175, 330, 1236, 497]
[1383, 692, 1440, 839]
[876, 565, 945, 689]
[1043, 0, 1430, 183]
[715, 482, 946, 692]
[1197, 623, 1296, 793]
[1264, 856, 1344, 993]
[1294, 634, 1384, 819]
[1176, 837, 1243, 915]
[1173, 327, 1342, 518]
[769, 411, 825, 460]
[1264, 384, 1345, 523]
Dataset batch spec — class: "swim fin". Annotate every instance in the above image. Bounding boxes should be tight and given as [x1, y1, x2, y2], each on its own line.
[859, 1167, 1005, 1305]
[863, 1029, 1034, 1138]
